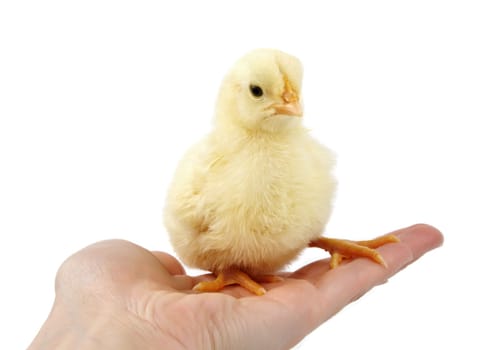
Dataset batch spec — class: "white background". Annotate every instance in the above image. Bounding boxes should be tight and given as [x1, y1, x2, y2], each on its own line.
[1, 1, 499, 349]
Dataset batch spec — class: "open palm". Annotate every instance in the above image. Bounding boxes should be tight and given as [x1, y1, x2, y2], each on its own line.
[31, 224, 442, 350]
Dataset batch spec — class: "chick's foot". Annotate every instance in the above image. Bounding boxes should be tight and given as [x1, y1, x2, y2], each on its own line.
[193, 270, 268, 296]
[309, 234, 400, 269]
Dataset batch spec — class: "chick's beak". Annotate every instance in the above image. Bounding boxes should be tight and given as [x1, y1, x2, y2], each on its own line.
[272, 101, 303, 117]
[272, 79, 303, 117]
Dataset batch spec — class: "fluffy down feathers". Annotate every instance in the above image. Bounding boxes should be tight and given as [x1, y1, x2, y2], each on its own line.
[164, 49, 336, 275]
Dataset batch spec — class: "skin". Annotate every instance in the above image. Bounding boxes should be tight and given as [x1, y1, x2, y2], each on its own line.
[28, 224, 443, 350]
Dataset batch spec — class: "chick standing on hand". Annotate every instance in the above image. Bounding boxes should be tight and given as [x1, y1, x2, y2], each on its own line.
[164, 49, 398, 295]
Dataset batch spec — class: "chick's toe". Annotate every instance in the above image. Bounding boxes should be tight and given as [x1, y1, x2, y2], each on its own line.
[310, 234, 400, 269]
[193, 270, 267, 296]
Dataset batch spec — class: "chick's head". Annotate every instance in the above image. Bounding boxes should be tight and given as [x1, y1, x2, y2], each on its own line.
[215, 49, 304, 133]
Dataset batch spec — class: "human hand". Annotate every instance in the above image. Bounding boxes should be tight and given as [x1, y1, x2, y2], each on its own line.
[28, 224, 443, 350]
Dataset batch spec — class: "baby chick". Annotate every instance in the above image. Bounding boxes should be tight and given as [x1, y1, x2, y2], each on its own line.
[164, 49, 398, 295]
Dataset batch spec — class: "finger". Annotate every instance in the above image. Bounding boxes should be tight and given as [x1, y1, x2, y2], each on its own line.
[149, 251, 200, 291]
[395, 223, 444, 261]
[151, 251, 186, 275]
[289, 258, 331, 281]
[314, 224, 443, 321]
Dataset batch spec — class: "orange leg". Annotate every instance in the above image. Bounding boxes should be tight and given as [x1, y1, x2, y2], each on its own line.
[193, 270, 268, 296]
[309, 234, 399, 269]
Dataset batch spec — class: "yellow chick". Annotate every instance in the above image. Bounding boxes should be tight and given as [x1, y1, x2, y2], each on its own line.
[164, 49, 397, 295]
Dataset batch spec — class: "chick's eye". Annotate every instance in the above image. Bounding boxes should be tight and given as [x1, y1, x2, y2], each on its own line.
[249, 84, 263, 98]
